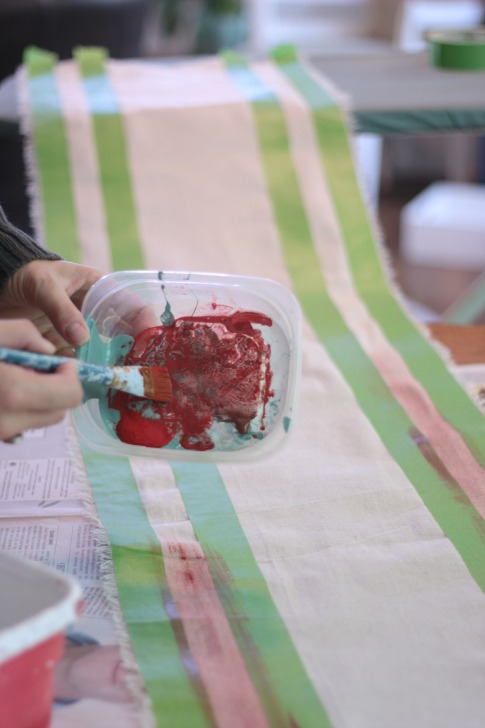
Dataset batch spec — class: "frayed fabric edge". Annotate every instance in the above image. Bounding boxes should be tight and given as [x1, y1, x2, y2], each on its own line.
[17, 67, 46, 249]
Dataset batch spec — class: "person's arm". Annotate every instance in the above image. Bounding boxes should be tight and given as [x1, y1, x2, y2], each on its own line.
[0, 205, 61, 291]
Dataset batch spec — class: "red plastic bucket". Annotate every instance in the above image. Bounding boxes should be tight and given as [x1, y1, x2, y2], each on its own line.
[0, 552, 82, 728]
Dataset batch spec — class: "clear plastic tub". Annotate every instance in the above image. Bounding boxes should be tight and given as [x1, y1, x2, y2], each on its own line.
[74, 270, 301, 461]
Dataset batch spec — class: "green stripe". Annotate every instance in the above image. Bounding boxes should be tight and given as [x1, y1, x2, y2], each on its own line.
[224, 59, 485, 592]
[24, 48, 81, 261]
[443, 271, 485, 324]
[74, 47, 145, 270]
[278, 59, 485, 468]
[172, 463, 333, 728]
[81, 450, 208, 728]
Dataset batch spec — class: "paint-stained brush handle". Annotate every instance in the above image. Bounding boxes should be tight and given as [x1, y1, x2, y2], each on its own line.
[0, 347, 172, 402]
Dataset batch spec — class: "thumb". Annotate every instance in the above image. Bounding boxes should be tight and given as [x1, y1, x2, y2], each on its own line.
[36, 279, 90, 347]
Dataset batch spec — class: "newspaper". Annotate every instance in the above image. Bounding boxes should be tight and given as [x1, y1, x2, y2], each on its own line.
[0, 418, 142, 727]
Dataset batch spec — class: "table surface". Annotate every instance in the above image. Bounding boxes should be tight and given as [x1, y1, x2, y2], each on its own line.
[428, 322, 485, 364]
[311, 50, 485, 134]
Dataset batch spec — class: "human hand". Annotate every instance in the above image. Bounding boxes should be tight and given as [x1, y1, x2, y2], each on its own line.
[0, 319, 83, 441]
[0, 260, 102, 355]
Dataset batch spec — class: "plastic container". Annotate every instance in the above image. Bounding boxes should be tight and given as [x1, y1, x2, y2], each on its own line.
[74, 270, 302, 461]
[0, 552, 82, 728]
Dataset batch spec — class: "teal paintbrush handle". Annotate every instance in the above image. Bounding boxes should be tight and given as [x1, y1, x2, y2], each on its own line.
[0, 347, 113, 388]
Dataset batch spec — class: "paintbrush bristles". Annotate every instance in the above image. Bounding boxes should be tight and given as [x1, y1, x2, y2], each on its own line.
[140, 366, 173, 403]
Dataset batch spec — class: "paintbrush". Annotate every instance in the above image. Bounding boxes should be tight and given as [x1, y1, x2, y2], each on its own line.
[0, 347, 172, 403]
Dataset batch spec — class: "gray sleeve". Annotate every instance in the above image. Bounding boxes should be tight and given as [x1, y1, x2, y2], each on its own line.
[0, 205, 62, 291]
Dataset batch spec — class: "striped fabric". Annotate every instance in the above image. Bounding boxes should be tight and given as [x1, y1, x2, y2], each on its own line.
[20, 47, 485, 728]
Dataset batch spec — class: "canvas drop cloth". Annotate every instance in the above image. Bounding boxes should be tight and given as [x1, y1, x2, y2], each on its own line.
[19, 47, 485, 728]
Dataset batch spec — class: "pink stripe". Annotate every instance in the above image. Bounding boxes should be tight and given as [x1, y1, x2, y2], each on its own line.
[163, 541, 270, 728]
[373, 347, 485, 515]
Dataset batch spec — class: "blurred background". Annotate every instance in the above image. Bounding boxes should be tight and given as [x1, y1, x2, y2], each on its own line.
[0, 0, 484, 322]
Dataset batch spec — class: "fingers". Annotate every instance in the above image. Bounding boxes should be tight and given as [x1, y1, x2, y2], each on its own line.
[107, 304, 159, 337]
[40, 325, 74, 356]
[123, 304, 159, 336]
[2, 260, 103, 348]
[0, 319, 56, 354]
[28, 272, 91, 347]
[8, 362, 83, 411]
[0, 361, 83, 440]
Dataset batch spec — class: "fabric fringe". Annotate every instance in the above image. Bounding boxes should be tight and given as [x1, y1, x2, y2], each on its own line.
[17, 67, 46, 249]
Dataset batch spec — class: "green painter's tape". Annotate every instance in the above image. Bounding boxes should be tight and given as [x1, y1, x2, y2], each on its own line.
[24, 48, 81, 262]
[427, 28, 485, 70]
[224, 60, 485, 593]
[74, 47, 145, 270]
[173, 462, 334, 728]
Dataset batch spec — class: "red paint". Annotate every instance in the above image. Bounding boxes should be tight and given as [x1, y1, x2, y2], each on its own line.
[163, 541, 271, 728]
[111, 311, 273, 450]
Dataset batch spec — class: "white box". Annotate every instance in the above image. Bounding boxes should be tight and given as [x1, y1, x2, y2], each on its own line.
[400, 181, 485, 269]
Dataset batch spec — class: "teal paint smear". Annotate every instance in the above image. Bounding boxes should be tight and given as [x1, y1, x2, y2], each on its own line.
[172, 462, 334, 728]
[76, 318, 181, 444]
[277, 58, 485, 470]
[223, 59, 485, 594]
[74, 47, 145, 270]
[160, 284, 175, 326]
[76, 316, 132, 424]
[160, 303, 175, 326]
[24, 48, 81, 262]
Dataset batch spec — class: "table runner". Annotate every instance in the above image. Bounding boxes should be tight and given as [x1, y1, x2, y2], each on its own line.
[20, 47, 485, 728]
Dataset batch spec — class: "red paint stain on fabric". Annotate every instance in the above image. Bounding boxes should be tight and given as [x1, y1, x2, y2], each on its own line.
[409, 426, 467, 502]
[111, 311, 273, 450]
[163, 541, 271, 728]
